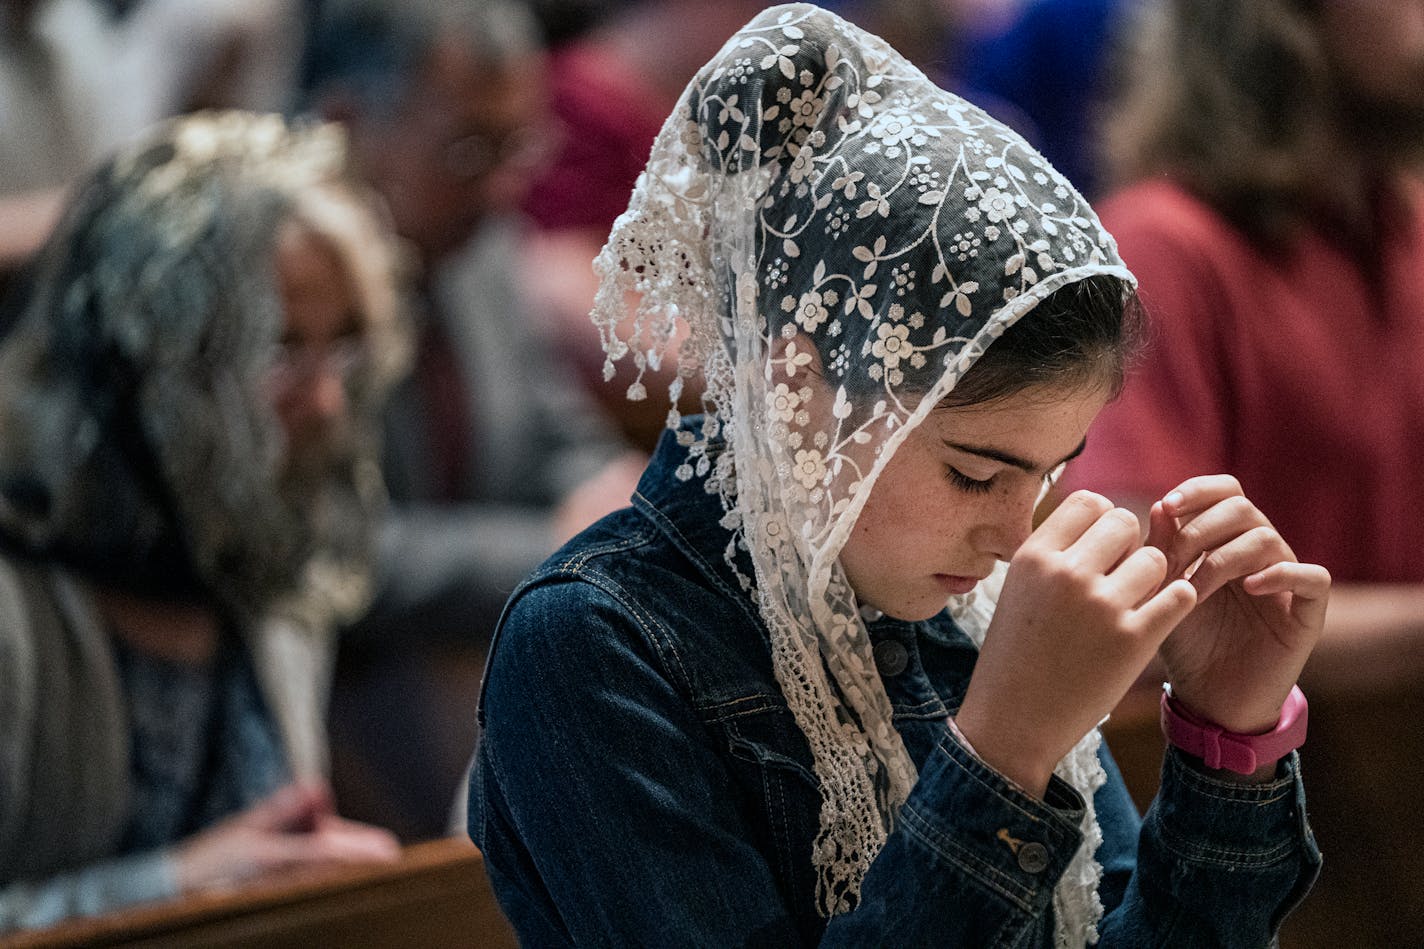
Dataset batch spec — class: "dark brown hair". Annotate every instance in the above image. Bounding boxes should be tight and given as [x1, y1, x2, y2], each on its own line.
[1103, 0, 1424, 245]
[945, 275, 1144, 408]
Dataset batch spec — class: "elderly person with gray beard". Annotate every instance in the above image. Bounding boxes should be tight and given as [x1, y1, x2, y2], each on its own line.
[0, 112, 408, 933]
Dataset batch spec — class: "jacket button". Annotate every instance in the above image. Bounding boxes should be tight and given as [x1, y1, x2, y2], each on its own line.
[1017, 842, 1049, 874]
[873, 639, 909, 677]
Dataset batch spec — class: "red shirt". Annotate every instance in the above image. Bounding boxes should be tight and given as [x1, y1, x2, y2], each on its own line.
[522, 45, 669, 233]
[1064, 179, 1424, 582]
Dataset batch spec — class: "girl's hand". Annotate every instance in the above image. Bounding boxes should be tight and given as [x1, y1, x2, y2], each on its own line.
[1149, 476, 1330, 735]
[955, 491, 1198, 796]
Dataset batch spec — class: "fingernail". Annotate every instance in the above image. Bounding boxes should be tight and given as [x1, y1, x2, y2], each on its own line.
[1164, 491, 1183, 508]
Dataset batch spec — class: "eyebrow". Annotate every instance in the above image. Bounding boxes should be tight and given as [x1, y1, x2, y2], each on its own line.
[942, 437, 1088, 475]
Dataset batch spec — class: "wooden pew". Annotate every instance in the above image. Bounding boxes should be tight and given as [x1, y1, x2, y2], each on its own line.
[0, 838, 516, 949]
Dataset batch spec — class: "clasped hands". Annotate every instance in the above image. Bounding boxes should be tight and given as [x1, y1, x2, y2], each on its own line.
[956, 476, 1331, 797]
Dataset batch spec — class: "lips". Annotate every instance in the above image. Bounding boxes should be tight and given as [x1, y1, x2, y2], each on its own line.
[933, 574, 983, 596]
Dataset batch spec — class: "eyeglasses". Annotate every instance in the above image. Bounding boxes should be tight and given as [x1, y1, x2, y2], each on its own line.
[266, 336, 368, 391]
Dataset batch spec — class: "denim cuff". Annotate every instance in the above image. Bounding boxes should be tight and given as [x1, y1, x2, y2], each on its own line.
[896, 731, 1087, 914]
[1151, 747, 1314, 870]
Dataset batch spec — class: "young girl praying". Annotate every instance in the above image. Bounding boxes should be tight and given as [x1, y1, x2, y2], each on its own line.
[469, 6, 1326, 945]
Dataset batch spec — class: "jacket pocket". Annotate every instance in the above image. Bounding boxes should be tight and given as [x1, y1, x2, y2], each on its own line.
[720, 704, 821, 926]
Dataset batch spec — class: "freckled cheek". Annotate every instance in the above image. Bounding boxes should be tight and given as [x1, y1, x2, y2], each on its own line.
[875, 499, 963, 560]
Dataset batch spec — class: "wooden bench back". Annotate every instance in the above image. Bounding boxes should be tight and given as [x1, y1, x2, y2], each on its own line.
[0, 838, 516, 949]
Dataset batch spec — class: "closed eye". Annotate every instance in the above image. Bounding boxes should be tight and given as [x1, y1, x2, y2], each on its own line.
[946, 466, 994, 494]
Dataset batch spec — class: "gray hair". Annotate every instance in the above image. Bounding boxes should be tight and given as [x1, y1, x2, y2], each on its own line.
[0, 112, 408, 624]
[302, 0, 542, 115]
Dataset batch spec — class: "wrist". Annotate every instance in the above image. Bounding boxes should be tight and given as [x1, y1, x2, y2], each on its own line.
[1167, 681, 1281, 729]
[1160, 683, 1308, 776]
[951, 708, 1054, 799]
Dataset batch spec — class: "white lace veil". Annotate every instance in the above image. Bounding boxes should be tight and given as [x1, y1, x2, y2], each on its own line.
[594, 5, 1133, 942]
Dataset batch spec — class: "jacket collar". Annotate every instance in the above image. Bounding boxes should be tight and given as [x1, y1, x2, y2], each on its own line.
[631, 418, 753, 602]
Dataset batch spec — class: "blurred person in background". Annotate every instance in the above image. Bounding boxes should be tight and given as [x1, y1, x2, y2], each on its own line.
[303, 0, 643, 841]
[1068, 0, 1424, 682]
[0, 0, 307, 285]
[1063, 0, 1424, 940]
[0, 112, 406, 933]
[956, 0, 1134, 197]
[517, 0, 773, 449]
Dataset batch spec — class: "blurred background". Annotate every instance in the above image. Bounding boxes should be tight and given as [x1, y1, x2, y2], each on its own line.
[1, 0, 1421, 944]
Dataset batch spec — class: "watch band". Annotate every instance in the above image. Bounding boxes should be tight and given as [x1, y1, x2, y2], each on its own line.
[1160, 684, 1308, 775]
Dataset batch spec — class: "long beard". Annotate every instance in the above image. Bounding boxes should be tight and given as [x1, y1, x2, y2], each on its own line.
[269, 414, 378, 619]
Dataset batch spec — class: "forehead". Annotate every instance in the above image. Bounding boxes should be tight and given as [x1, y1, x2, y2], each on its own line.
[409, 38, 547, 127]
[925, 382, 1110, 465]
[274, 222, 360, 340]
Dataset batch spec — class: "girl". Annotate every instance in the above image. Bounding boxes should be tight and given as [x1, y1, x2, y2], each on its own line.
[470, 6, 1326, 945]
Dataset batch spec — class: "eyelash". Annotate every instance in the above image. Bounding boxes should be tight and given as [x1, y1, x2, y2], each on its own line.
[946, 467, 995, 494]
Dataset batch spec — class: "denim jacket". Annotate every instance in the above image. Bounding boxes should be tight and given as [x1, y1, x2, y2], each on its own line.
[470, 425, 1321, 947]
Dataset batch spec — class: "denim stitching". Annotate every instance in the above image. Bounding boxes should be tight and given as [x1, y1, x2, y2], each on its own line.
[898, 802, 1039, 910]
[934, 735, 1081, 832]
[1154, 820, 1299, 869]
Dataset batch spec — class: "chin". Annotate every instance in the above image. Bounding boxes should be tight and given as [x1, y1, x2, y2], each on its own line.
[868, 596, 947, 624]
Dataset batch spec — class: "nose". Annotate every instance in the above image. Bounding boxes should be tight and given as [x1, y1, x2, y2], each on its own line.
[474, 163, 536, 215]
[307, 366, 348, 423]
[967, 486, 1040, 561]
[278, 364, 347, 439]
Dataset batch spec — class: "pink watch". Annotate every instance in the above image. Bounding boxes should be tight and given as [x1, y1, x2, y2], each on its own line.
[1160, 684, 1308, 775]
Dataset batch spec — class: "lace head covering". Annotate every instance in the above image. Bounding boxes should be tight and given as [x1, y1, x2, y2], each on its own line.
[0, 112, 408, 628]
[595, 5, 1135, 941]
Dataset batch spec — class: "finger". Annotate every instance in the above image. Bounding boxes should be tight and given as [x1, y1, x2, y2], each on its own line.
[1144, 499, 1176, 555]
[1145, 500, 1209, 583]
[311, 820, 403, 862]
[1064, 506, 1142, 573]
[235, 784, 313, 831]
[1129, 577, 1197, 639]
[1159, 495, 1282, 580]
[1244, 561, 1332, 631]
[1105, 544, 1170, 608]
[1187, 525, 1292, 601]
[1031, 490, 1115, 549]
[263, 828, 399, 869]
[243, 825, 400, 877]
[1160, 474, 1245, 519]
[239, 782, 329, 832]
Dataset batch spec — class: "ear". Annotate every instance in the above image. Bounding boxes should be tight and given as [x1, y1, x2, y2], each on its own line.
[775, 330, 833, 400]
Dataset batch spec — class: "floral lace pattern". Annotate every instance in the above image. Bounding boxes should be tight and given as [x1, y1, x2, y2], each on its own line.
[593, 5, 1129, 940]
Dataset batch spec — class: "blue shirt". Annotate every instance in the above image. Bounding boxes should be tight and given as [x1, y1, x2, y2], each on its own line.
[115, 635, 289, 854]
[470, 422, 1320, 946]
